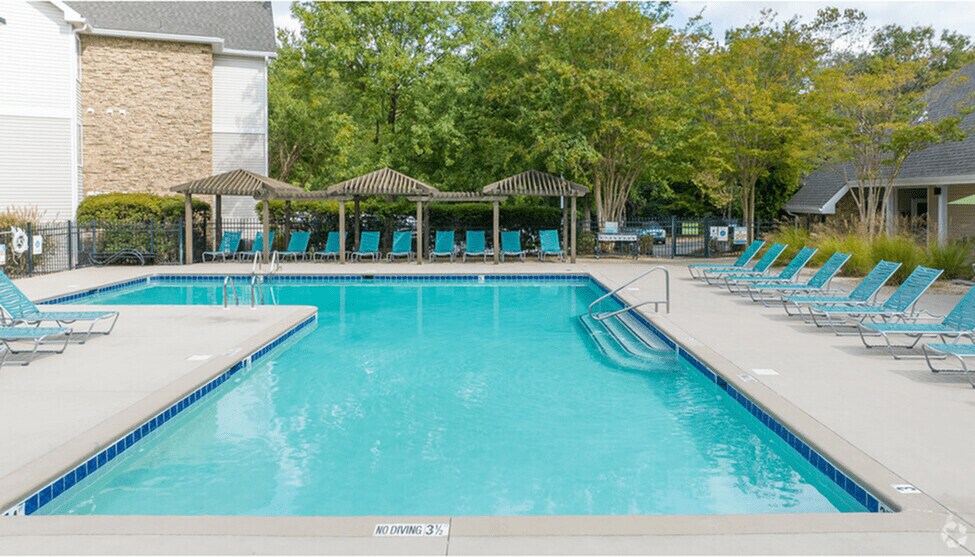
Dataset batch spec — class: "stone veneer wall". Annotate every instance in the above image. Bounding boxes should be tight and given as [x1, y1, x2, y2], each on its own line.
[80, 36, 212, 196]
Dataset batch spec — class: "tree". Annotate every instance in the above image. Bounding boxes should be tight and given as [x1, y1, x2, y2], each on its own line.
[818, 25, 973, 238]
[700, 12, 824, 241]
[475, 2, 701, 224]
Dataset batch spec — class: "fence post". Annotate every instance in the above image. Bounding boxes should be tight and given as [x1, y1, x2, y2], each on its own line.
[26, 223, 34, 277]
[178, 218, 184, 264]
[703, 217, 710, 258]
[66, 220, 73, 270]
[670, 216, 677, 259]
[149, 221, 156, 255]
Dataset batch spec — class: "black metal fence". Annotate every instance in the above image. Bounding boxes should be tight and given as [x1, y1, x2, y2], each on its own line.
[1, 220, 185, 278]
[578, 218, 775, 259]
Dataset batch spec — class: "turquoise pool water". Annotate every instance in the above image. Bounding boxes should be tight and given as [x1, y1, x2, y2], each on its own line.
[40, 279, 864, 515]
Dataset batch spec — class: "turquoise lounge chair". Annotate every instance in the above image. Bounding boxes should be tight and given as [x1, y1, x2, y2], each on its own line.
[352, 231, 381, 261]
[688, 240, 765, 279]
[781, 260, 902, 318]
[807, 266, 943, 335]
[0, 271, 118, 342]
[538, 229, 565, 261]
[202, 231, 242, 262]
[500, 231, 525, 262]
[742, 252, 851, 305]
[859, 284, 975, 358]
[922, 341, 975, 387]
[463, 231, 488, 262]
[430, 231, 455, 262]
[723, 247, 817, 293]
[702, 243, 787, 285]
[236, 231, 274, 261]
[274, 231, 311, 261]
[314, 232, 345, 261]
[0, 325, 72, 366]
[387, 231, 414, 262]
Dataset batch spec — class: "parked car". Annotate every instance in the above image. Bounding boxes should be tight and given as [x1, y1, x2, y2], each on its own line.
[636, 226, 667, 245]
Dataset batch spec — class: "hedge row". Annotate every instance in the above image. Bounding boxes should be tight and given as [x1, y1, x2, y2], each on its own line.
[77, 193, 211, 223]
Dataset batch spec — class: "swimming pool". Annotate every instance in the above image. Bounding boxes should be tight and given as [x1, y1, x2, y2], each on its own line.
[30, 276, 872, 516]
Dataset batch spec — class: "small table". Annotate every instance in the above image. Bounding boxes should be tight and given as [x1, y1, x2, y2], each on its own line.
[595, 233, 639, 259]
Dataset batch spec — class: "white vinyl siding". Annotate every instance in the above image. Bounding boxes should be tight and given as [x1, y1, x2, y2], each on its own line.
[0, 116, 74, 220]
[212, 55, 267, 134]
[0, 1, 77, 219]
[212, 54, 268, 219]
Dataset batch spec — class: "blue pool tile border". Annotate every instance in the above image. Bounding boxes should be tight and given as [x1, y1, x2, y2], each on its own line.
[1, 313, 317, 517]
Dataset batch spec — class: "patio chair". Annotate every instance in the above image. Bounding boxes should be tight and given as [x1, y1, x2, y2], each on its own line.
[351, 231, 381, 261]
[741, 252, 851, 305]
[463, 230, 488, 263]
[723, 247, 817, 293]
[806, 266, 943, 335]
[781, 260, 902, 318]
[922, 341, 975, 387]
[387, 231, 414, 262]
[274, 231, 311, 261]
[430, 231, 455, 262]
[702, 243, 787, 285]
[236, 231, 274, 261]
[538, 229, 565, 261]
[500, 231, 525, 262]
[202, 231, 241, 262]
[314, 232, 345, 261]
[688, 240, 765, 279]
[0, 271, 118, 343]
[858, 284, 975, 358]
[0, 325, 72, 366]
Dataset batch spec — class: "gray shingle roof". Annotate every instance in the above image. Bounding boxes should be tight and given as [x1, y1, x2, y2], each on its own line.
[786, 63, 975, 214]
[67, 2, 276, 53]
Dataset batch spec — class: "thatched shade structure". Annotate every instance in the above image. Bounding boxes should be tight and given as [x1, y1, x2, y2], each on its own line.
[171, 168, 321, 263]
[323, 168, 440, 264]
[482, 171, 587, 263]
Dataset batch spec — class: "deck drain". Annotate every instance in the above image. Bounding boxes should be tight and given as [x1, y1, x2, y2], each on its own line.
[752, 368, 780, 376]
[892, 484, 921, 494]
[187, 354, 212, 362]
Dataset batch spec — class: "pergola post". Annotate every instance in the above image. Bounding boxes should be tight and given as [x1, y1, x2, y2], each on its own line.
[416, 200, 424, 265]
[353, 197, 361, 250]
[561, 196, 568, 255]
[492, 200, 500, 265]
[183, 193, 193, 264]
[284, 200, 293, 246]
[214, 194, 222, 251]
[338, 199, 346, 264]
[262, 198, 270, 264]
[570, 196, 577, 263]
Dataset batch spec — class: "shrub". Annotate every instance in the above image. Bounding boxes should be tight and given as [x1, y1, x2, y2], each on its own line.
[765, 224, 812, 264]
[77, 193, 210, 223]
[869, 235, 926, 284]
[810, 234, 874, 276]
[925, 239, 974, 280]
[0, 206, 46, 277]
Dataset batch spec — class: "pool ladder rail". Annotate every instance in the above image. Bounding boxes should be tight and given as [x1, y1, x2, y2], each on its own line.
[588, 266, 670, 320]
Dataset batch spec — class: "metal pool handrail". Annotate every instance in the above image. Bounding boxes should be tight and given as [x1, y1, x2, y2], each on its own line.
[223, 276, 239, 308]
[251, 250, 263, 275]
[588, 266, 670, 320]
[250, 274, 264, 308]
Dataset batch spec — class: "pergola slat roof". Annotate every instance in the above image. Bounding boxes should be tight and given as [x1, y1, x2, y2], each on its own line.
[325, 167, 438, 198]
[482, 170, 588, 198]
[171, 168, 320, 200]
[427, 191, 507, 202]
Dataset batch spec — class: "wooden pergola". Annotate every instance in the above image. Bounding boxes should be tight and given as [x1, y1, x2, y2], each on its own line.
[171, 168, 322, 263]
[482, 171, 588, 263]
[323, 168, 439, 264]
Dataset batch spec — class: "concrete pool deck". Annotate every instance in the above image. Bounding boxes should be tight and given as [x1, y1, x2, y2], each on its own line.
[0, 259, 973, 554]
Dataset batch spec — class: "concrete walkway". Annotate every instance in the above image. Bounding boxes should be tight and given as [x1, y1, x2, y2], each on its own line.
[0, 259, 972, 554]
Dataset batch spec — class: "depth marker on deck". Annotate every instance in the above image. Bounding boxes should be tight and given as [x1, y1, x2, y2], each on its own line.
[374, 523, 449, 537]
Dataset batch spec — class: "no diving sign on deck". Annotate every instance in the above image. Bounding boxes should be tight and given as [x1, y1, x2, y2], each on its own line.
[374, 523, 449, 537]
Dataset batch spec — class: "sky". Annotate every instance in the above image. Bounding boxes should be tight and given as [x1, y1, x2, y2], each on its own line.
[270, 1, 975, 42]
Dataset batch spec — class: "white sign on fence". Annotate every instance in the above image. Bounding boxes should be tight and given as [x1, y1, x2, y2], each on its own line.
[0, 245, 6, 266]
[733, 227, 748, 245]
[710, 226, 729, 242]
[31, 235, 43, 255]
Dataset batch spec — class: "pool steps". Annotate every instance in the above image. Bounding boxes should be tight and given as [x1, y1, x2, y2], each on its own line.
[577, 314, 673, 370]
